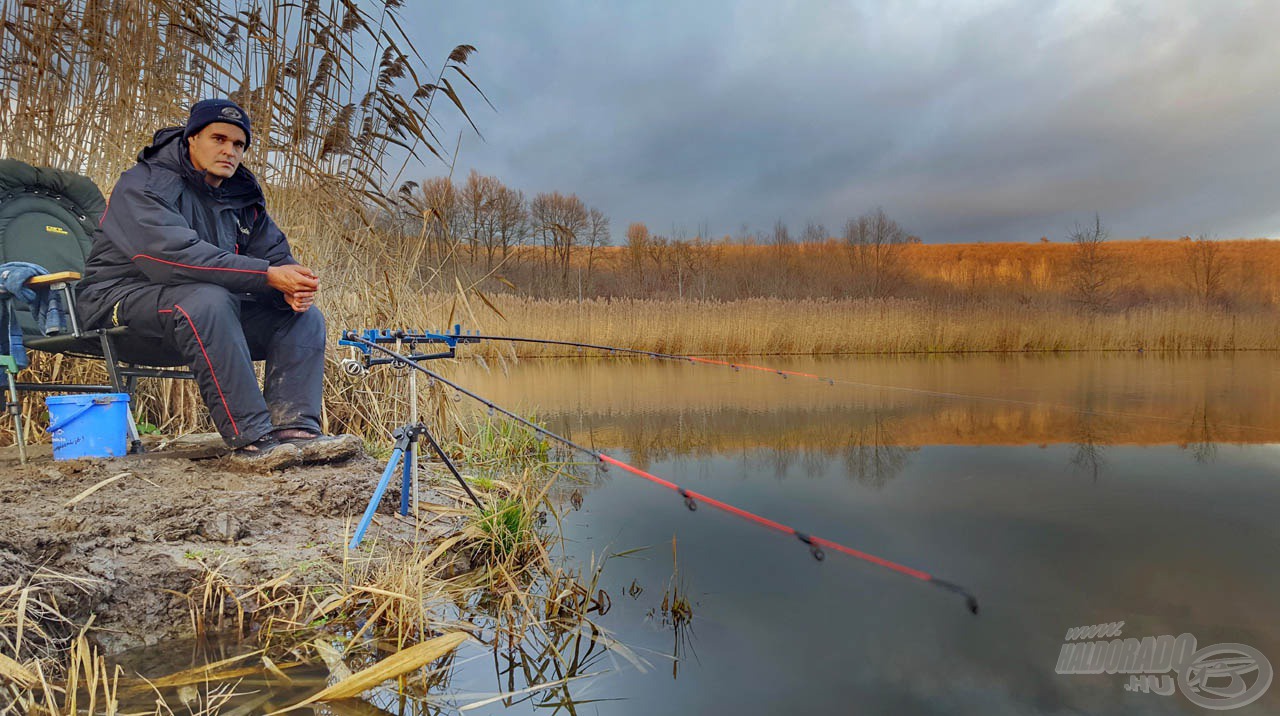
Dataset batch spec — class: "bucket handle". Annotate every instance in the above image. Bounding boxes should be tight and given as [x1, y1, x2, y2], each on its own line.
[46, 396, 115, 433]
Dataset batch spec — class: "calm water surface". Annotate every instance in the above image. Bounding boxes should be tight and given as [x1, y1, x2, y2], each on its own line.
[439, 353, 1280, 715]
[114, 353, 1280, 715]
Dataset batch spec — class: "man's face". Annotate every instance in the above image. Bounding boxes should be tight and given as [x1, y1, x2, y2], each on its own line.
[187, 122, 247, 186]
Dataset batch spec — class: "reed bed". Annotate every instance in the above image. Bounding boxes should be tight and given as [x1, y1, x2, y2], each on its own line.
[451, 295, 1280, 356]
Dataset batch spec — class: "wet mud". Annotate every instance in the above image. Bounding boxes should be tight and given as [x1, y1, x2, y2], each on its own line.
[0, 434, 452, 652]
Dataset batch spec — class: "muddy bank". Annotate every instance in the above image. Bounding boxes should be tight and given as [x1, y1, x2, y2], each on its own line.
[0, 434, 465, 653]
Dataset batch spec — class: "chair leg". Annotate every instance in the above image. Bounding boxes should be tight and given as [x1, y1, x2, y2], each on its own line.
[122, 373, 145, 454]
[6, 372, 26, 464]
[125, 405, 144, 455]
[100, 335, 145, 454]
[99, 333, 125, 392]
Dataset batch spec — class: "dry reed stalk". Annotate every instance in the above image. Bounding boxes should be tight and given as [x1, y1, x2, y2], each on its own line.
[270, 632, 468, 713]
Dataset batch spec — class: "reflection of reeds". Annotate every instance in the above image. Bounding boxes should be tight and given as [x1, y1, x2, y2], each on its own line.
[450, 354, 1280, 457]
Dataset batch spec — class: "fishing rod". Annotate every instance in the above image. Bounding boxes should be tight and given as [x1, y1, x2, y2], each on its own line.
[341, 330, 981, 615]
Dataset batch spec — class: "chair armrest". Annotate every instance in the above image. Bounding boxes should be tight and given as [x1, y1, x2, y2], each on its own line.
[26, 271, 82, 286]
[21, 271, 84, 335]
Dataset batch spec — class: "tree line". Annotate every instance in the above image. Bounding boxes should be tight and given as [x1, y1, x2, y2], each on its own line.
[389, 171, 609, 285]
[386, 170, 920, 299]
[382, 172, 1253, 309]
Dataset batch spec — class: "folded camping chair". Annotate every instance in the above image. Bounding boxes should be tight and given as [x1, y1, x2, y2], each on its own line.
[0, 157, 193, 462]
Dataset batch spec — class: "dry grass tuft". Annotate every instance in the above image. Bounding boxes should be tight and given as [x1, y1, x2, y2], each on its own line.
[1, 573, 120, 716]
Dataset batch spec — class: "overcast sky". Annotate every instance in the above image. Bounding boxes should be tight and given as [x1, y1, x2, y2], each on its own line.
[404, 1, 1280, 243]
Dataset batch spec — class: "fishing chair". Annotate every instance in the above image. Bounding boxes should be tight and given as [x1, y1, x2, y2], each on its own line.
[0, 158, 193, 462]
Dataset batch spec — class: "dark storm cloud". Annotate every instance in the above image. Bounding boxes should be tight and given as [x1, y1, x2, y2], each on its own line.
[406, 1, 1280, 242]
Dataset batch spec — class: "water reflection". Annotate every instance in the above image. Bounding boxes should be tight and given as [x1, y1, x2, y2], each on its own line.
[109, 635, 331, 714]
[443, 353, 1280, 714]
[843, 415, 916, 488]
[1182, 402, 1219, 464]
[1068, 397, 1112, 481]
[447, 353, 1280, 455]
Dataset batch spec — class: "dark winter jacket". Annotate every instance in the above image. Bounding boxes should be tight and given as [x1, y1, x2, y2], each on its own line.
[76, 127, 297, 328]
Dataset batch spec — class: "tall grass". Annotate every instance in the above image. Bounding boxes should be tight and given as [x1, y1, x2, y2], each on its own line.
[457, 295, 1280, 356]
[0, 0, 479, 198]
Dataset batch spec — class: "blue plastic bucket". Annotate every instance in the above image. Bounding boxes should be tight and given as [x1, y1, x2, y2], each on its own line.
[45, 393, 130, 460]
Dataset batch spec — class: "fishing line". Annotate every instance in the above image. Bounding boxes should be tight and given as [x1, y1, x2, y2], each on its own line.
[344, 333, 981, 615]
[469, 334, 1276, 437]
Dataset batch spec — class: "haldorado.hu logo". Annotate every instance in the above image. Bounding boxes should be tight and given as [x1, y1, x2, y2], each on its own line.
[1056, 622, 1272, 710]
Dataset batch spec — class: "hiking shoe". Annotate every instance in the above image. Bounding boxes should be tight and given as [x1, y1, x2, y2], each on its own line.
[273, 430, 364, 463]
[227, 435, 301, 471]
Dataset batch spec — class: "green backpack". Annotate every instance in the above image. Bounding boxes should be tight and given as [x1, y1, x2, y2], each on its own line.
[0, 158, 103, 335]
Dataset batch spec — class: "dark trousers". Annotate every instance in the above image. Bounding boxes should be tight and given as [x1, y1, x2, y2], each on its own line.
[111, 283, 325, 447]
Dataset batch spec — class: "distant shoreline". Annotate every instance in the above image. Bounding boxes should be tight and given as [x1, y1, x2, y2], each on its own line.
[464, 295, 1280, 356]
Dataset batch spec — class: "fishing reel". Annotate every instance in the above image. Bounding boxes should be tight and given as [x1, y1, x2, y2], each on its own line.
[340, 356, 369, 378]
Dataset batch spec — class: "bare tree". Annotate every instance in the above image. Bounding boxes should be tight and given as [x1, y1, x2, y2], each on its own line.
[584, 207, 610, 292]
[529, 191, 589, 283]
[624, 222, 650, 289]
[801, 220, 827, 244]
[843, 207, 909, 298]
[492, 184, 527, 263]
[1067, 214, 1115, 312]
[645, 233, 672, 283]
[670, 237, 707, 299]
[1181, 234, 1225, 305]
[417, 176, 461, 264]
[771, 219, 792, 246]
[459, 170, 503, 268]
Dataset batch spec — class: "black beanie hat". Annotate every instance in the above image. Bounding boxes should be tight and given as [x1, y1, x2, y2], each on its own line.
[184, 98, 252, 147]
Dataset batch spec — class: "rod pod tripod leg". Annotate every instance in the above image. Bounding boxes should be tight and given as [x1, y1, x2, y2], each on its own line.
[349, 422, 485, 549]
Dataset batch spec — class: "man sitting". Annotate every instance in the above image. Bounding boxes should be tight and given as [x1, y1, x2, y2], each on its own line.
[76, 99, 341, 465]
